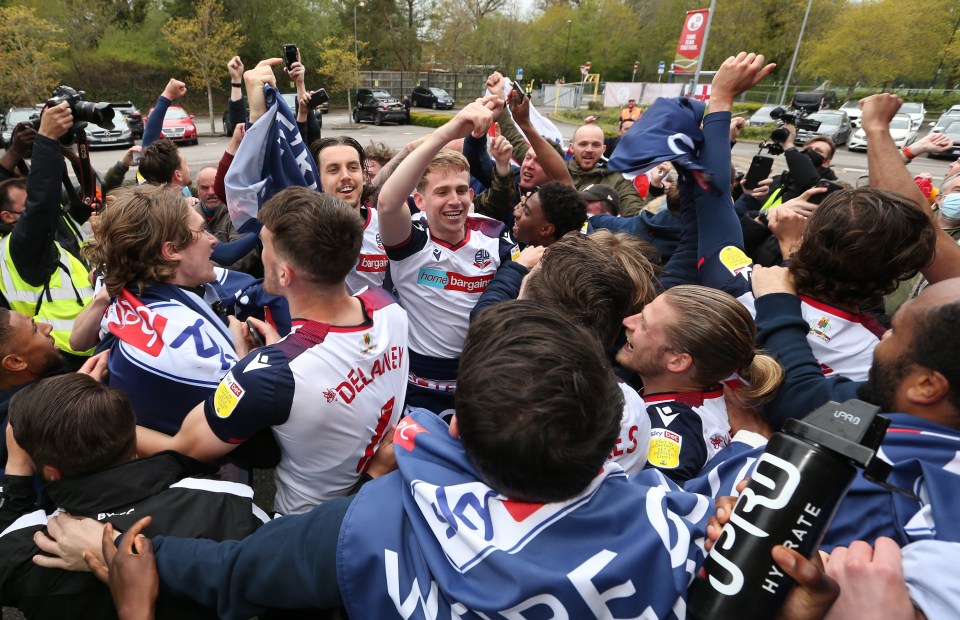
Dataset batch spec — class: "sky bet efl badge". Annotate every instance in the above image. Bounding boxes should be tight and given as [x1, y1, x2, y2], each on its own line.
[213, 371, 245, 418]
[648, 429, 682, 469]
[719, 246, 752, 277]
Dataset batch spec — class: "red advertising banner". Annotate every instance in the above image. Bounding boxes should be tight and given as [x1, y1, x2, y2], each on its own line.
[673, 9, 710, 74]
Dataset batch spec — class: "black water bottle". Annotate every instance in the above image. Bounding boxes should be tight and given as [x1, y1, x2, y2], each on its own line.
[687, 399, 891, 619]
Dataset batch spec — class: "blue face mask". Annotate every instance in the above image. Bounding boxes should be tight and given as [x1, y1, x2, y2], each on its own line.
[182, 186, 193, 198]
[940, 193, 960, 219]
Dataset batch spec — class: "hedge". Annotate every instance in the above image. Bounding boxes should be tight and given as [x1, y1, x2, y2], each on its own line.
[408, 112, 454, 128]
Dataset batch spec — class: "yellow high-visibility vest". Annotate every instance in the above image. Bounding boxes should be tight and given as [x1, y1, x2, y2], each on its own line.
[0, 235, 95, 357]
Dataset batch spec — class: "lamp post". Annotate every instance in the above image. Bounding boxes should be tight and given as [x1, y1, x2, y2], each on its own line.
[780, 0, 812, 106]
[562, 19, 572, 80]
[353, 1, 365, 113]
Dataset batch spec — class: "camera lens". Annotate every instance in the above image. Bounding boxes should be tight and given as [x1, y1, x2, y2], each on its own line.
[74, 101, 116, 130]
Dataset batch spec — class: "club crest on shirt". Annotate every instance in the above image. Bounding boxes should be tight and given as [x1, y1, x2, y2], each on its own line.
[809, 316, 833, 342]
[474, 249, 491, 269]
[710, 433, 729, 450]
[360, 332, 376, 354]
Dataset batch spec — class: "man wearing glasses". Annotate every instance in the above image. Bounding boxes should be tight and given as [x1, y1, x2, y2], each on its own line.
[72, 184, 248, 439]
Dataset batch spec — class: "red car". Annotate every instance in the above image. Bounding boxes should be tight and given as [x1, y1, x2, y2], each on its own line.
[147, 105, 199, 145]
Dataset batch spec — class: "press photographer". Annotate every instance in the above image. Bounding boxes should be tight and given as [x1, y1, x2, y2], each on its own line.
[0, 96, 97, 368]
[755, 104, 839, 210]
[737, 105, 841, 267]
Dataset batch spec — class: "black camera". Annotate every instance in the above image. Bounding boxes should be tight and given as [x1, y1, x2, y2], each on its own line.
[759, 107, 821, 156]
[49, 86, 115, 129]
[29, 86, 115, 146]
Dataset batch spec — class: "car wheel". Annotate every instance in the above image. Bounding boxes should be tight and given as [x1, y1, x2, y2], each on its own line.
[191, 138, 199, 146]
[353, 110, 360, 123]
[431, 101, 437, 110]
[374, 113, 383, 126]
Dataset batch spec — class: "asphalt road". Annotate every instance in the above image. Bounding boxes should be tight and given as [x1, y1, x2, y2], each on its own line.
[76, 110, 954, 190]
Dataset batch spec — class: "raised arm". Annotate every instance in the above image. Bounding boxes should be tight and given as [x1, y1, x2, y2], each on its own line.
[509, 91, 572, 186]
[10, 104, 72, 286]
[698, 52, 775, 261]
[862, 94, 960, 282]
[243, 59, 283, 125]
[142, 79, 185, 147]
[862, 94, 928, 208]
[227, 56, 247, 132]
[377, 97, 502, 247]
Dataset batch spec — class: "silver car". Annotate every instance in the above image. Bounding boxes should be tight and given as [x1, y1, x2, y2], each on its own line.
[796, 110, 853, 147]
[83, 122, 134, 149]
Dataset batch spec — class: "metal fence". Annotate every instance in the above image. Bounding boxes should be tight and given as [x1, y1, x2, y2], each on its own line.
[358, 71, 488, 103]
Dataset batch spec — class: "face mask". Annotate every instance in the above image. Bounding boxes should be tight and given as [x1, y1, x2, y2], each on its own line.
[940, 193, 960, 219]
[804, 148, 825, 168]
[182, 186, 193, 198]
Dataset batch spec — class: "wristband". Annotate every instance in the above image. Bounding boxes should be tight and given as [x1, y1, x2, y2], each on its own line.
[231, 82, 242, 88]
[902, 146, 915, 161]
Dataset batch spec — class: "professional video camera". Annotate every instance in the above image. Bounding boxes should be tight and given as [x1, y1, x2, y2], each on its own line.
[742, 105, 825, 191]
[29, 86, 115, 147]
[759, 107, 822, 156]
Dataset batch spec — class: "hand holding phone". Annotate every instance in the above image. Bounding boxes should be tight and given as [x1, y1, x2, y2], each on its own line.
[283, 44, 299, 71]
[743, 155, 774, 190]
[246, 319, 265, 348]
[307, 88, 329, 109]
[808, 180, 843, 205]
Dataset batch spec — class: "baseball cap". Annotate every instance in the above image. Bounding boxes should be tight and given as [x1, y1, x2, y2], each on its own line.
[579, 184, 620, 215]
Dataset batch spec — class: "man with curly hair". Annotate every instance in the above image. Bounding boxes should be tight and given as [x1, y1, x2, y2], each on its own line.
[667, 54, 937, 383]
[511, 181, 587, 247]
[76, 185, 246, 436]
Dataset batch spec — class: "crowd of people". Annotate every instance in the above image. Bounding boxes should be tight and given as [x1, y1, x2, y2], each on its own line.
[0, 49, 959, 619]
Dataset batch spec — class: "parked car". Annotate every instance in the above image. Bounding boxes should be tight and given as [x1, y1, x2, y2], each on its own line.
[791, 91, 838, 112]
[899, 102, 925, 130]
[795, 110, 853, 146]
[747, 104, 778, 127]
[353, 88, 407, 125]
[110, 101, 144, 138]
[148, 105, 199, 145]
[929, 110, 960, 135]
[83, 121, 133, 148]
[221, 93, 323, 136]
[928, 119, 960, 159]
[839, 100, 862, 127]
[411, 85, 454, 109]
[2, 107, 39, 148]
[848, 114, 917, 152]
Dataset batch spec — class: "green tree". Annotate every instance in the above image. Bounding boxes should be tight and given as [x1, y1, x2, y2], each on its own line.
[349, 0, 426, 71]
[800, 0, 956, 88]
[163, 0, 246, 134]
[315, 34, 368, 112]
[25, 0, 150, 66]
[0, 5, 66, 105]
[164, 0, 338, 74]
